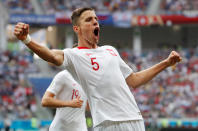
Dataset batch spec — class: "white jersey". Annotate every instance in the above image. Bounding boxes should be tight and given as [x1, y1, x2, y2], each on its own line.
[46, 70, 87, 131]
[62, 45, 143, 127]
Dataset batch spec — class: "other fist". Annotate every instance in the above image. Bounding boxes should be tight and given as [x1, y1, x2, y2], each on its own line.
[166, 51, 182, 66]
[14, 22, 29, 41]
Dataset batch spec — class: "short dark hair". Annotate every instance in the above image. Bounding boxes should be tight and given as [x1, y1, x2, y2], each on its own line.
[71, 7, 94, 26]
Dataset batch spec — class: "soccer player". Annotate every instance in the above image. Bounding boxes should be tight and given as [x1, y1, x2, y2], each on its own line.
[41, 70, 88, 131]
[14, 7, 182, 131]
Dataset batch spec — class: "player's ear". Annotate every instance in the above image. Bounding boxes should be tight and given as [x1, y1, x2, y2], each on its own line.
[73, 25, 79, 34]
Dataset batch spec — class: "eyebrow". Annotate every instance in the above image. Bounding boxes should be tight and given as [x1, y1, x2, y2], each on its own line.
[85, 16, 92, 20]
[85, 15, 98, 20]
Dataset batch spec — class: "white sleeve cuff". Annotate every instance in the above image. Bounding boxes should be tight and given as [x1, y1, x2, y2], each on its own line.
[22, 34, 31, 45]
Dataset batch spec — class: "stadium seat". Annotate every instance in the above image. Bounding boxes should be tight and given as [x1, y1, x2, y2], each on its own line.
[191, 121, 198, 128]
[169, 120, 177, 128]
[160, 119, 169, 128]
[40, 120, 52, 127]
[10, 120, 38, 130]
[182, 121, 191, 127]
[0, 121, 4, 129]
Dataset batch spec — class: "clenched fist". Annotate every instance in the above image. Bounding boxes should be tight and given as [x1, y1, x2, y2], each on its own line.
[14, 22, 29, 41]
[166, 51, 182, 66]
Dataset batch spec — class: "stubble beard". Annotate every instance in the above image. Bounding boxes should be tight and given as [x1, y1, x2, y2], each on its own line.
[80, 30, 98, 48]
[85, 37, 98, 47]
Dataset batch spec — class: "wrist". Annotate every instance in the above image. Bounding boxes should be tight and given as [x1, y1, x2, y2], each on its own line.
[64, 101, 71, 107]
[22, 34, 31, 45]
[163, 59, 171, 67]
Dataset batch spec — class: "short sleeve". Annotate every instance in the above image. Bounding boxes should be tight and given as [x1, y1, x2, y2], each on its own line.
[110, 46, 133, 79]
[119, 56, 133, 78]
[46, 72, 65, 95]
[60, 49, 72, 68]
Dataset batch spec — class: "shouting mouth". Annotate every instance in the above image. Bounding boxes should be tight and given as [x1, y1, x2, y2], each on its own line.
[93, 27, 99, 37]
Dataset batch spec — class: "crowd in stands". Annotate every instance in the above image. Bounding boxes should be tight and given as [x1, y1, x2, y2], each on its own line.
[40, 0, 151, 14]
[46, 0, 151, 14]
[160, 0, 198, 14]
[40, 0, 198, 15]
[121, 47, 198, 121]
[2, 0, 198, 15]
[2, 0, 151, 14]
[0, 49, 39, 121]
[2, 0, 34, 14]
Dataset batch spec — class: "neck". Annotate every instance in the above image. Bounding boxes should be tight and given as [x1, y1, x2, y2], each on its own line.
[78, 38, 98, 49]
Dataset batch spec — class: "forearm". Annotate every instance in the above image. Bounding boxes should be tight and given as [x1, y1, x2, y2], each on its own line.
[127, 59, 169, 88]
[41, 97, 71, 108]
[26, 40, 57, 64]
[14, 23, 62, 65]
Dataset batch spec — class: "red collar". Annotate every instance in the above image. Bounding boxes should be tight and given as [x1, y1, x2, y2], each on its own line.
[77, 47, 91, 49]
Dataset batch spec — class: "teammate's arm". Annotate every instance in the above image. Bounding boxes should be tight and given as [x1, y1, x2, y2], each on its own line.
[126, 51, 182, 88]
[14, 22, 64, 66]
[41, 91, 83, 108]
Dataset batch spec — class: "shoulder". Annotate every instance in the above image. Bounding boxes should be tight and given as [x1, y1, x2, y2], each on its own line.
[62, 48, 74, 53]
[51, 70, 76, 87]
[52, 70, 68, 82]
[55, 70, 72, 80]
[62, 48, 80, 55]
[101, 45, 117, 51]
[101, 45, 119, 55]
[101, 45, 114, 48]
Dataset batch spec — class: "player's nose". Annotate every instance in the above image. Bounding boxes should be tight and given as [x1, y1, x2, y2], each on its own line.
[93, 19, 98, 26]
[94, 22, 98, 27]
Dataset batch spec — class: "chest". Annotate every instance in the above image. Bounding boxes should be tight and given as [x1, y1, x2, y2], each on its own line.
[73, 48, 119, 72]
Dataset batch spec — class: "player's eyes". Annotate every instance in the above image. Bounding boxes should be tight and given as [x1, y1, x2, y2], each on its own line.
[85, 18, 92, 22]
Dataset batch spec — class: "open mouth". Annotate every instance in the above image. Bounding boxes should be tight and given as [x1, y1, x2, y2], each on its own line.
[93, 27, 99, 36]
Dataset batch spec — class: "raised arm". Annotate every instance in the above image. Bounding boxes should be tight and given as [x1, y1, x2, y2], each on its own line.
[14, 22, 64, 66]
[41, 91, 83, 108]
[126, 51, 182, 88]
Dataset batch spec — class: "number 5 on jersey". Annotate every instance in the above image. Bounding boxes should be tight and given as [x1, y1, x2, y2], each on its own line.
[91, 57, 99, 71]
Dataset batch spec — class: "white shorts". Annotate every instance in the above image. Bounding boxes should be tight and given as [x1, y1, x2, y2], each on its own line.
[49, 121, 87, 131]
[94, 120, 145, 131]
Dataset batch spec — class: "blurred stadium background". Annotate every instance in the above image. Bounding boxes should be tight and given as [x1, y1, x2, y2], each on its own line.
[0, 0, 198, 131]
